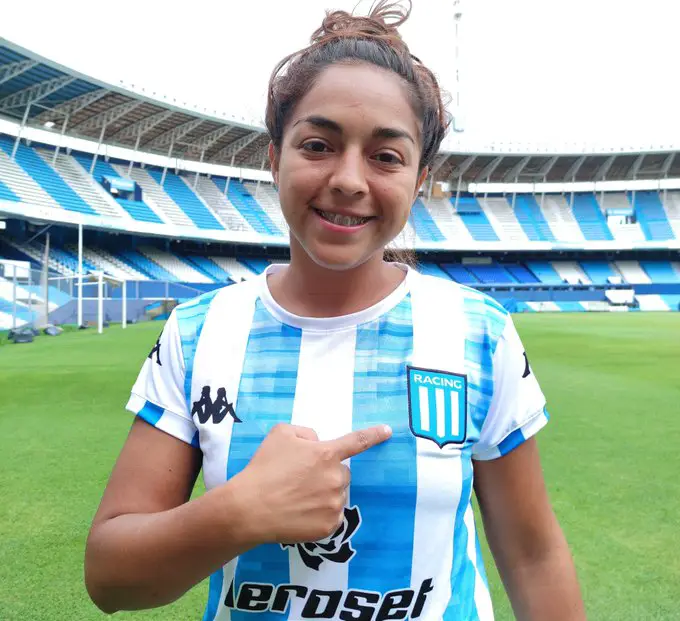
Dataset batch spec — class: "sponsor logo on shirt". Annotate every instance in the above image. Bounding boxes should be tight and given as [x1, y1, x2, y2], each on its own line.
[224, 577, 435, 619]
[407, 366, 468, 448]
[281, 506, 361, 570]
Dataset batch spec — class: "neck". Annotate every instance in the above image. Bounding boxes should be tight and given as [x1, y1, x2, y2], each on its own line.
[269, 244, 405, 318]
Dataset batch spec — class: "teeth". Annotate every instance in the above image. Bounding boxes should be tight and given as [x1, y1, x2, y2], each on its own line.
[317, 210, 369, 226]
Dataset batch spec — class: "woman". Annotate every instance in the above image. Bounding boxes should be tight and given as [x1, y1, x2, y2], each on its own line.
[85, 2, 585, 619]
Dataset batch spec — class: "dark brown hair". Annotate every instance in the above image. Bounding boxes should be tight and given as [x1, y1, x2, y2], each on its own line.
[265, 0, 450, 172]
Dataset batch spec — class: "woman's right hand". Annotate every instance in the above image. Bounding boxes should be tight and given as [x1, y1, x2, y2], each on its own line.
[232, 423, 392, 545]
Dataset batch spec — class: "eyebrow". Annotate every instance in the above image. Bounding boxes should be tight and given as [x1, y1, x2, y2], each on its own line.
[294, 115, 416, 145]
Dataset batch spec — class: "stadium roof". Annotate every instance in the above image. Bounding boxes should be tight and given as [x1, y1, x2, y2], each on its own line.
[3, 37, 680, 185]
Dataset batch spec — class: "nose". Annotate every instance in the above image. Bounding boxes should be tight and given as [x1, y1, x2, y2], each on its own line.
[329, 147, 368, 197]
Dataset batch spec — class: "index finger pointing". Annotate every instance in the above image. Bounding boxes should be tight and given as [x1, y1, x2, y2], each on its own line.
[325, 425, 392, 461]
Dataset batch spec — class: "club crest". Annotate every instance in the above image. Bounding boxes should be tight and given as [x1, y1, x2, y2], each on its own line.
[407, 366, 467, 448]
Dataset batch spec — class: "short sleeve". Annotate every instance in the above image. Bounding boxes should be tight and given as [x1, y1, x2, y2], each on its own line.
[472, 316, 549, 461]
[125, 310, 199, 447]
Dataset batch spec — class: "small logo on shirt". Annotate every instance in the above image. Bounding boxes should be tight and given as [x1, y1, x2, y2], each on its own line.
[147, 332, 162, 366]
[191, 386, 241, 424]
[281, 506, 361, 571]
[407, 366, 467, 448]
[522, 352, 531, 378]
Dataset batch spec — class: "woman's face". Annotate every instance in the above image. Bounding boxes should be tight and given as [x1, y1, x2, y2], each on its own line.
[270, 63, 427, 272]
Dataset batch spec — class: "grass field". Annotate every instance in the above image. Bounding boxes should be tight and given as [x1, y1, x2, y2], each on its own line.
[1, 313, 678, 620]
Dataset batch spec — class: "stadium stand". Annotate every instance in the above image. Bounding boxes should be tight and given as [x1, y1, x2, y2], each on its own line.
[454, 196, 501, 241]
[570, 194, 614, 240]
[513, 194, 556, 242]
[630, 191, 675, 241]
[1, 38, 679, 322]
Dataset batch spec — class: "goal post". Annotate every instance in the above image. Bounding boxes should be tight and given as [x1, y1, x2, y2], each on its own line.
[47, 271, 127, 333]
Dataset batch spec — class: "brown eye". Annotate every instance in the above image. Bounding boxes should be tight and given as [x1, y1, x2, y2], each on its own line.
[374, 152, 403, 165]
[302, 140, 331, 153]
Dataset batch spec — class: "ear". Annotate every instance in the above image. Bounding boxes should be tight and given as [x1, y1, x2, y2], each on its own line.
[268, 142, 280, 187]
[413, 167, 429, 201]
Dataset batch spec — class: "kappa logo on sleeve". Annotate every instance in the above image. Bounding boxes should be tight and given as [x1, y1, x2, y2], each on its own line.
[407, 366, 468, 448]
[147, 332, 162, 366]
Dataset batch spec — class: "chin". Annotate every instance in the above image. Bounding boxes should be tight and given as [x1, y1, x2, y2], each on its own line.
[305, 243, 376, 273]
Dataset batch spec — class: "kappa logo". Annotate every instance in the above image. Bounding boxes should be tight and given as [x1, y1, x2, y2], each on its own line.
[147, 332, 162, 366]
[407, 366, 467, 448]
[191, 386, 241, 424]
[522, 352, 531, 378]
[281, 506, 361, 570]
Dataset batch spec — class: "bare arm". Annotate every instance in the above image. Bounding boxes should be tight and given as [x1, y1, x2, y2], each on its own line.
[474, 438, 586, 621]
[84, 418, 259, 613]
[85, 417, 391, 614]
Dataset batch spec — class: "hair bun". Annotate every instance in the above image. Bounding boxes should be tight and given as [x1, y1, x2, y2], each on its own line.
[310, 1, 411, 51]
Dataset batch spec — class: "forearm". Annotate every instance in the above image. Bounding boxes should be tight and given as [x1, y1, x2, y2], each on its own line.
[85, 474, 258, 613]
[499, 530, 585, 621]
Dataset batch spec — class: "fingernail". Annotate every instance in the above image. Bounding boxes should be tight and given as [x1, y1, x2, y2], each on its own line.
[383, 425, 392, 436]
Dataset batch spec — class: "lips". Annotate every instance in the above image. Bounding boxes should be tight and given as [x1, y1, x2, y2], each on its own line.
[312, 207, 374, 227]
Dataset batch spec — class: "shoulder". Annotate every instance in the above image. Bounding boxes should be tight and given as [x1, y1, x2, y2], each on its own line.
[173, 279, 259, 325]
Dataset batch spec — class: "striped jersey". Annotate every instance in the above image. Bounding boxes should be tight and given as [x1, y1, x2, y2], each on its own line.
[127, 264, 548, 621]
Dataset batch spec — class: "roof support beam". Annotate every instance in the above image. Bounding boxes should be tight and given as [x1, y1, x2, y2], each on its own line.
[212, 132, 262, 162]
[661, 152, 676, 176]
[475, 156, 503, 182]
[107, 109, 174, 142]
[70, 99, 144, 132]
[35, 88, 109, 123]
[448, 155, 476, 182]
[0, 59, 37, 86]
[566, 155, 586, 181]
[429, 153, 449, 177]
[628, 154, 646, 180]
[187, 125, 234, 152]
[142, 118, 204, 149]
[595, 155, 616, 181]
[539, 155, 559, 179]
[502, 156, 530, 182]
[0, 75, 75, 111]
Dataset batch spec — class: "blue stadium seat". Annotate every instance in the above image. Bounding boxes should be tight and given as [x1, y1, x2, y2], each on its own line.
[0, 136, 97, 215]
[239, 258, 270, 274]
[526, 261, 564, 284]
[555, 302, 585, 312]
[183, 256, 233, 283]
[410, 199, 446, 242]
[640, 261, 680, 283]
[440, 263, 478, 283]
[580, 261, 617, 284]
[661, 295, 680, 311]
[505, 263, 539, 283]
[513, 195, 556, 241]
[72, 153, 164, 224]
[451, 196, 499, 241]
[0, 298, 35, 322]
[417, 263, 452, 280]
[118, 250, 177, 281]
[212, 178, 281, 236]
[465, 262, 517, 284]
[628, 191, 675, 241]
[0, 178, 19, 202]
[570, 194, 614, 240]
[147, 169, 223, 230]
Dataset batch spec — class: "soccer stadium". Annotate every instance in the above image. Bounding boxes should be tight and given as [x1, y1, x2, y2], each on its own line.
[0, 3, 678, 619]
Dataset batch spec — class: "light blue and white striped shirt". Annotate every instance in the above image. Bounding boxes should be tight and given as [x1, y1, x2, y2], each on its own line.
[127, 264, 548, 620]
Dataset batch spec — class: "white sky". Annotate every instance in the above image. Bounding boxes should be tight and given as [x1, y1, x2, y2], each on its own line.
[2, 0, 679, 151]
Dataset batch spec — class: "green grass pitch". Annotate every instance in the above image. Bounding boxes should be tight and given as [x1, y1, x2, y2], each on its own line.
[1, 313, 678, 620]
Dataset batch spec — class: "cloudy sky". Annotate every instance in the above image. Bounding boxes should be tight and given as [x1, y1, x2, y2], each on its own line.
[2, 0, 679, 151]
